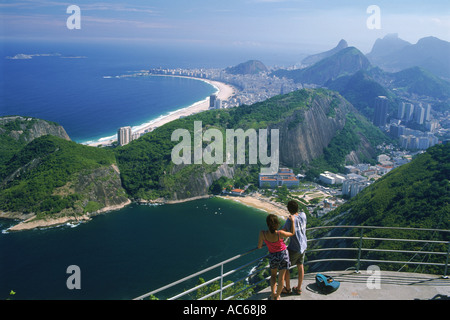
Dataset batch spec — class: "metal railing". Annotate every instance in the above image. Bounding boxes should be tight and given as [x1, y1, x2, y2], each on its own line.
[133, 225, 450, 300]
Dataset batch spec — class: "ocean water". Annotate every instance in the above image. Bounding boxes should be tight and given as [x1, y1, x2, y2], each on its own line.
[0, 40, 273, 300]
[0, 40, 220, 143]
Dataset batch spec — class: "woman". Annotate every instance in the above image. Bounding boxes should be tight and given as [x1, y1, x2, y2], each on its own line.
[258, 213, 295, 300]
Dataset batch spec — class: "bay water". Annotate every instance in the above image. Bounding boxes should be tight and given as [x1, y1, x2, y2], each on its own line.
[0, 197, 269, 300]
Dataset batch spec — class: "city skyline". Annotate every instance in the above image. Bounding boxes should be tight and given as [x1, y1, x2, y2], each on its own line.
[1, 0, 449, 54]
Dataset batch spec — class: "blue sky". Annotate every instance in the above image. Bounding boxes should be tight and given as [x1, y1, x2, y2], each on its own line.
[1, 0, 449, 53]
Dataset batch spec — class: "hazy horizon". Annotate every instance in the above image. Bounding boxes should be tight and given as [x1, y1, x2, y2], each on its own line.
[1, 0, 449, 65]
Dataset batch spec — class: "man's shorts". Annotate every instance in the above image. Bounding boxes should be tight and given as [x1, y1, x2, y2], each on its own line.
[288, 250, 305, 265]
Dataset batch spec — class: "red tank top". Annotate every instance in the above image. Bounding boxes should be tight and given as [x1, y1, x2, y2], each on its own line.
[263, 231, 287, 253]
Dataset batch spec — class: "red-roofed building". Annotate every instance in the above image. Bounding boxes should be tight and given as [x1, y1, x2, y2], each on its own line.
[259, 168, 300, 188]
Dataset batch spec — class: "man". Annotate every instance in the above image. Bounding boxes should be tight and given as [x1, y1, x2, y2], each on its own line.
[283, 200, 307, 295]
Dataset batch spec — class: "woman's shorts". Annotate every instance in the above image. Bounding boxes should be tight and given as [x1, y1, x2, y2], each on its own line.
[268, 249, 290, 270]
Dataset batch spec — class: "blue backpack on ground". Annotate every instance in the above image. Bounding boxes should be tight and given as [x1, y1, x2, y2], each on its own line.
[315, 274, 340, 294]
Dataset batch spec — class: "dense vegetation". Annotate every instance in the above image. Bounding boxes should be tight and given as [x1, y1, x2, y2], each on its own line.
[389, 66, 450, 100]
[0, 135, 118, 215]
[115, 89, 316, 200]
[326, 70, 398, 119]
[332, 143, 449, 228]
[0, 117, 56, 172]
[115, 88, 389, 201]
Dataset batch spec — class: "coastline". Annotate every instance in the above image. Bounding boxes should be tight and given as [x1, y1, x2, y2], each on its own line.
[4, 199, 132, 232]
[219, 194, 290, 219]
[2, 194, 286, 232]
[87, 76, 235, 147]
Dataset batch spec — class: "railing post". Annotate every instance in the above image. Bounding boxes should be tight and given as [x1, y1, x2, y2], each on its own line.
[443, 241, 450, 279]
[355, 228, 364, 273]
[220, 264, 224, 300]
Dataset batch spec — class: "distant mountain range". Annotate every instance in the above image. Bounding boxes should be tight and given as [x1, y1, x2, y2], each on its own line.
[269, 35, 450, 116]
[367, 34, 450, 79]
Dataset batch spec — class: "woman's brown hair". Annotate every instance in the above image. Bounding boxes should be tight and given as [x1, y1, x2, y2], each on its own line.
[266, 214, 279, 234]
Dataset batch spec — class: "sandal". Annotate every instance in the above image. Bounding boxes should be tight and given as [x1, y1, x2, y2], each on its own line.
[292, 287, 302, 295]
[282, 286, 292, 295]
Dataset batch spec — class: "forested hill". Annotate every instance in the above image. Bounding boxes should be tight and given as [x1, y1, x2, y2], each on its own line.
[0, 89, 388, 220]
[0, 133, 129, 220]
[115, 88, 389, 201]
[0, 116, 70, 172]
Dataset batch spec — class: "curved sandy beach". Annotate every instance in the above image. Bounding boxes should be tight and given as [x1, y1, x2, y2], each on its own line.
[219, 194, 290, 219]
[87, 76, 235, 147]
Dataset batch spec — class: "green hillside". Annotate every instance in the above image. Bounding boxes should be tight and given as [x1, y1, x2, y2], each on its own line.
[330, 143, 449, 228]
[0, 135, 127, 217]
[326, 70, 399, 119]
[390, 66, 450, 100]
[115, 89, 389, 201]
[114, 89, 314, 200]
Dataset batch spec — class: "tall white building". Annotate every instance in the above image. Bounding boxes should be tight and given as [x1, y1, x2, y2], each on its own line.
[414, 104, 425, 125]
[424, 104, 432, 122]
[118, 126, 132, 146]
[342, 175, 370, 198]
[404, 103, 414, 122]
[373, 96, 389, 127]
[398, 102, 408, 120]
[214, 98, 222, 109]
[209, 94, 217, 109]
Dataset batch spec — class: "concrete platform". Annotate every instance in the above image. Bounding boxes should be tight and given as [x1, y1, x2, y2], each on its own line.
[250, 271, 450, 300]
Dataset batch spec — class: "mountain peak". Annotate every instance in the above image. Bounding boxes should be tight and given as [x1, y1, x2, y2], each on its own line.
[368, 34, 411, 58]
[274, 46, 371, 85]
[301, 39, 349, 66]
[337, 39, 348, 47]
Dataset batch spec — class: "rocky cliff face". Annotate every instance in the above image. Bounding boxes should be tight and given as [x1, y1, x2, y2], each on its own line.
[275, 93, 352, 167]
[72, 164, 130, 214]
[115, 89, 385, 202]
[161, 91, 377, 201]
[0, 116, 70, 142]
[162, 162, 236, 201]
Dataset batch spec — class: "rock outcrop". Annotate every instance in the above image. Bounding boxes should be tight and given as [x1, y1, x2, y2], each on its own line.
[0, 116, 70, 142]
[275, 93, 352, 167]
